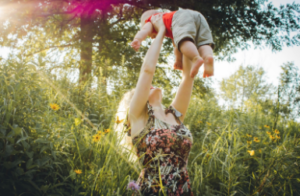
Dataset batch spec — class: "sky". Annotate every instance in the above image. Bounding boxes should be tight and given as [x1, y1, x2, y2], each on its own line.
[211, 43, 300, 90]
[0, 0, 299, 90]
[211, 0, 300, 90]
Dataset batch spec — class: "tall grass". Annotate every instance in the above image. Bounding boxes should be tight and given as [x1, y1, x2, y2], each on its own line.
[186, 96, 300, 195]
[0, 57, 299, 195]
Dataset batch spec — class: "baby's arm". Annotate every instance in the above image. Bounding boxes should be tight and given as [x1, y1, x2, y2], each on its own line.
[131, 22, 153, 51]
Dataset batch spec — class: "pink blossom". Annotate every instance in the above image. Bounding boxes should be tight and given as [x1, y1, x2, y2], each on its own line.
[164, 147, 170, 153]
[127, 180, 140, 191]
[150, 140, 157, 145]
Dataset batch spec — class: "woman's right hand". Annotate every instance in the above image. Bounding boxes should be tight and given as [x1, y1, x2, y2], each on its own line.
[151, 14, 166, 34]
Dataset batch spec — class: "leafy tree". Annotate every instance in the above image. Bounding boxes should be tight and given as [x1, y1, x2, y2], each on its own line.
[279, 62, 300, 119]
[220, 65, 272, 108]
[0, 0, 299, 88]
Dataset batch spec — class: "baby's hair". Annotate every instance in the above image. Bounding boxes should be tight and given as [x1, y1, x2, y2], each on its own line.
[140, 9, 161, 28]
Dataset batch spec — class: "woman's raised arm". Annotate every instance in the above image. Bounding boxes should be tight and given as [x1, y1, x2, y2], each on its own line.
[129, 14, 166, 121]
[171, 56, 195, 122]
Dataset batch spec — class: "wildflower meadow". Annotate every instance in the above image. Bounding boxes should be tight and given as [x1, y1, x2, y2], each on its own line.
[1, 55, 300, 196]
[1, 0, 300, 195]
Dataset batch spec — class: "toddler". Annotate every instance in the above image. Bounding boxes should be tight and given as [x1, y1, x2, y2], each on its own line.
[131, 9, 215, 78]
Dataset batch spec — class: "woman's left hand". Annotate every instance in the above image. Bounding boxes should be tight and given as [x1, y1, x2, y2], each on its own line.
[151, 14, 166, 34]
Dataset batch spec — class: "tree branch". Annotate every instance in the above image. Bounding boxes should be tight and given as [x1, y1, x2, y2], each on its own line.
[26, 44, 75, 57]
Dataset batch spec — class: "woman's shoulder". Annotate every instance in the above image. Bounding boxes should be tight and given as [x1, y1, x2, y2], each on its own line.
[165, 105, 182, 118]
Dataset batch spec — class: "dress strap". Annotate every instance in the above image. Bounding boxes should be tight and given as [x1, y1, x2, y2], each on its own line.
[146, 101, 154, 116]
[165, 105, 182, 124]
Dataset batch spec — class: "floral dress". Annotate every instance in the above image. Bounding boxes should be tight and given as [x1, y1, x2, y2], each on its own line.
[127, 103, 194, 196]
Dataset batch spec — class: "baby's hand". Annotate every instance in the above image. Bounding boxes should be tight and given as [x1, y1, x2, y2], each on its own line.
[131, 39, 141, 52]
[151, 14, 165, 33]
[174, 61, 183, 70]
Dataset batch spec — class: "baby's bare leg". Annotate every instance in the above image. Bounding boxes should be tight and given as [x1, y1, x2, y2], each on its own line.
[174, 47, 183, 70]
[198, 45, 214, 78]
[179, 39, 203, 78]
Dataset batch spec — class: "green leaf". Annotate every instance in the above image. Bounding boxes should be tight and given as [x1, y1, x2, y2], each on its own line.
[40, 185, 49, 192]
[16, 136, 30, 144]
[26, 151, 34, 159]
[69, 169, 76, 180]
[7, 130, 15, 138]
[14, 167, 24, 176]
[26, 158, 33, 169]
[40, 146, 49, 154]
[0, 126, 6, 136]
[21, 140, 30, 150]
[4, 144, 14, 157]
[252, 172, 256, 180]
[13, 127, 22, 135]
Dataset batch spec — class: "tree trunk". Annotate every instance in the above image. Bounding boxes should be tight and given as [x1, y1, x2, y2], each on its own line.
[79, 15, 94, 84]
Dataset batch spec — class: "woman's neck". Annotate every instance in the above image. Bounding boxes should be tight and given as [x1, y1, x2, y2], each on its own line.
[149, 102, 164, 113]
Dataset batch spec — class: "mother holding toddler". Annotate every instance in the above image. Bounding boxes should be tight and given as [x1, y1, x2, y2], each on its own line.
[124, 13, 203, 195]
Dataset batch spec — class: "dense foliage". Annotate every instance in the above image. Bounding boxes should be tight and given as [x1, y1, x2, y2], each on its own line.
[0, 0, 299, 84]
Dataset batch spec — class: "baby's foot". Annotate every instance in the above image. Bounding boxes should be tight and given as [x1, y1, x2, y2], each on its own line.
[174, 60, 183, 70]
[190, 56, 204, 78]
[203, 56, 214, 78]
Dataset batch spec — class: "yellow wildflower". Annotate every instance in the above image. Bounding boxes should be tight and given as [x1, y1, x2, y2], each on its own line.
[246, 134, 252, 138]
[74, 169, 82, 174]
[74, 118, 81, 126]
[116, 116, 124, 124]
[198, 120, 203, 124]
[93, 134, 101, 142]
[247, 140, 252, 145]
[274, 129, 280, 134]
[206, 122, 211, 126]
[253, 137, 260, 143]
[259, 149, 262, 153]
[50, 103, 60, 111]
[264, 125, 270, 129]
[104, 129, 111, 133]
[247, 150, 255, 156]
[269, 135, 275, 140]
[276, 135, 281, 139]
[97, 130, 105, 136]
[266, 131, 271, 135]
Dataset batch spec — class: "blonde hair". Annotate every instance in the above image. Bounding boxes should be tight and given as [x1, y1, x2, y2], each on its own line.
[140, 9, 160, 28]
[114, 89, 147, 163]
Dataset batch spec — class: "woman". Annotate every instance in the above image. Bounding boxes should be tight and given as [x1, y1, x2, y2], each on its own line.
[126, 14, 195, 195]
